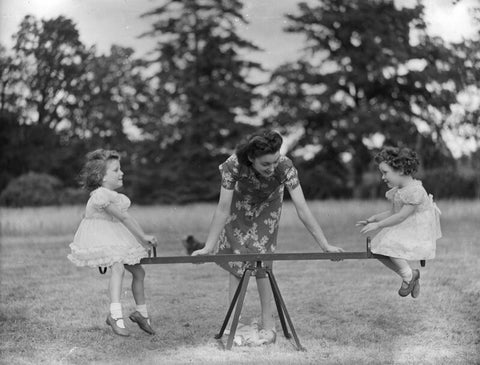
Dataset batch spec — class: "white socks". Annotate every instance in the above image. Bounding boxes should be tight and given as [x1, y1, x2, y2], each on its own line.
[110, 303, 125, 328]
[136, 304, 148, 318]
[110, 303, 150, 327]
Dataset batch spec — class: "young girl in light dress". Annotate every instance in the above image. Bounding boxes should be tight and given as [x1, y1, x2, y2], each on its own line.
[357, 147, 441, 298]
[68, 149, 158, 336]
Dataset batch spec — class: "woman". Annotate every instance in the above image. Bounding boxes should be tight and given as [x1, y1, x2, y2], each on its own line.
[193, 129, 343, 344]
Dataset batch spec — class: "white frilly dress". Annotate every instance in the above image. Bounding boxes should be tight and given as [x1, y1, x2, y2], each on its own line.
[68, 187, 148, 267]
[371, 180, 441, 260]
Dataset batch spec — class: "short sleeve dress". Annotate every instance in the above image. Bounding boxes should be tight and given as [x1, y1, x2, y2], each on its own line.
[216, 154, 300, 277]
[371, 180, 441, 260]
[68, 187, 148, 267]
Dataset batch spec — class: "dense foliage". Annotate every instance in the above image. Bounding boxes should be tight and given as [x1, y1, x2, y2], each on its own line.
[1, 0, 479, 206]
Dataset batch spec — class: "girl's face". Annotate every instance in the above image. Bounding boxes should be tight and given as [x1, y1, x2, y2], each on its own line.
[250, 151, 280, 178]
[378, 162, 405, 188]
[102, 159, 123, 190]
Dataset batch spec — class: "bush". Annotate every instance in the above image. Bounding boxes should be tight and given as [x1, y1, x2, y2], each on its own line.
[422, 168, 478, 199]
[0, 172, 63, 207]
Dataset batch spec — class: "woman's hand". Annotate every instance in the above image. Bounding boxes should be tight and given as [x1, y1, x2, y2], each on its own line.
[360, 222, 380, 234]
[323, 244, 345, 253]
[191, 247, 213, 256]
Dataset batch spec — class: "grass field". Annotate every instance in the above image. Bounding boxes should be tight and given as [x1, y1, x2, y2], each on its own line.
[1, 200, 479, 365]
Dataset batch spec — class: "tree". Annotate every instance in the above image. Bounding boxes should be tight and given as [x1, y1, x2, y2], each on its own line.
[136, 0, 264, 202]
[265, 0, 479, 197]
[12, 15, 90, 129]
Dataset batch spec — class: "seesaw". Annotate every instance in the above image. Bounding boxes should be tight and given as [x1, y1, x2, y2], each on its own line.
[139, 238, 426, 351]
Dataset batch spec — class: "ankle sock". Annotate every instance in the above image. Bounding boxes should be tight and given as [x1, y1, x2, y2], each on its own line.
[110, 303, 125, 328]
[136, 304, 148, 318]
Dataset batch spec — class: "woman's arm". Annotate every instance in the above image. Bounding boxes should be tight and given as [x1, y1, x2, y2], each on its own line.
[192, 187, 233, 255]
[105, 205, 157, 248]
[360, 204, 416, 234]
[289, 184, 344, 253]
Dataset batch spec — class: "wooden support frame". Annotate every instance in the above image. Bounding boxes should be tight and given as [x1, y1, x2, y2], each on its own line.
[139, 238, 425, 350]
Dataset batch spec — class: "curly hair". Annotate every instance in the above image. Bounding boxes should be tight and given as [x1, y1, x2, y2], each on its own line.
[374, 147, 419, 176]
[236, 130, 283, 166]
[79, 149, 121, 191]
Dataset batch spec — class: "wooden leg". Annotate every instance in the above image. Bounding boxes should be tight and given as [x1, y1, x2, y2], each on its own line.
[225, 269, 252, 350]
[215, 270, 247, 340]
[266, 268, 306, 351]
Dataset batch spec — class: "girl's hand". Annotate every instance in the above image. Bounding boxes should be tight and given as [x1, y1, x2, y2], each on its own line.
[191, 247, 213, 256]
[143, 235, 158, 247]
[356, 216, 376, 227]
[360, 222, 380, 234]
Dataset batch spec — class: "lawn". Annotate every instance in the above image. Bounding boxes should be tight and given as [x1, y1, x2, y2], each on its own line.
[1, 200, 479, 365]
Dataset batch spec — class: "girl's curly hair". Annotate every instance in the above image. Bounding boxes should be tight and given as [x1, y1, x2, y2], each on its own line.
[79, 149, 121, 191]
[374, 146, 419, 176]
[236, 129, 283, 166]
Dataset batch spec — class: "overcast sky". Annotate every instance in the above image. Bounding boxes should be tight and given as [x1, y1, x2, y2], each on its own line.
[1, 0, 478, 72]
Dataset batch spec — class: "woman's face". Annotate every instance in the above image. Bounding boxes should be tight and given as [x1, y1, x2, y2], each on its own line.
[250, 151, 280, 178]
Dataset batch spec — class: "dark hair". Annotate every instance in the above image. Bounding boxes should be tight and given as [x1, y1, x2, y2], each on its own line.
[79, 149, 121, 191]
[374, 147, 419, 176]
[236, 130, 283, 166]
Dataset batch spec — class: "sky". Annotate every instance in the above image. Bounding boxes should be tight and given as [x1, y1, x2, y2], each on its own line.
[0, 0, 478, 156]
[1, 0, 478, 71]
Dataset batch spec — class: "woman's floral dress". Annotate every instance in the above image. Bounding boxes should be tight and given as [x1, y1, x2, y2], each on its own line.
[216, 154, 299, 277]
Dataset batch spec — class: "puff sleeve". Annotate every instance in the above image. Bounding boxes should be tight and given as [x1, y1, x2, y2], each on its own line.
[279, 157, 300, 190]
[90, 187, 114, 209]
[398, 185, 424, 205]
[219, 155, 240, 190]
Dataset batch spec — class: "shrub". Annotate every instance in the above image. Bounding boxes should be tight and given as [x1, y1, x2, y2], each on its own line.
[0, 172, 63, 207]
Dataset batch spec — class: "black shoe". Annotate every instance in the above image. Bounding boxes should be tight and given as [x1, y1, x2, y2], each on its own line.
[129, 311, 155, 335]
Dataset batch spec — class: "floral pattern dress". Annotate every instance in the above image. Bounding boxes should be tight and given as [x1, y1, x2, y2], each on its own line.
[371, 180, 441, 260]
[216, 154, 300, 277]
[68, 187, 148, 268]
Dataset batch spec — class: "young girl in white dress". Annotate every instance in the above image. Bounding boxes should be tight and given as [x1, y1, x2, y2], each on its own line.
[357, 147, 441, 298]
[68, 149, 158, 336]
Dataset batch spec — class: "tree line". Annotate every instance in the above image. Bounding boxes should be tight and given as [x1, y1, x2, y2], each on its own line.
[1, 0, 479, 206]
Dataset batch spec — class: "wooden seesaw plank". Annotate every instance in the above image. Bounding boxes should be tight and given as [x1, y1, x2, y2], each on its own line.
[140, 250, 383, 265]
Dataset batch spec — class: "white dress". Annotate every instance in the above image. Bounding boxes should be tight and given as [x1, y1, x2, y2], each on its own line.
[68, 187, 148, 267]
[371, 180, 441, 260]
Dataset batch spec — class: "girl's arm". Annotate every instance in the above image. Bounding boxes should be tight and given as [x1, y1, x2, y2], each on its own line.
[360, 204, 416, 234]
[368, 209, 393, 222]
[192, 187, 233, 255]
[356, 204, 394, 226]
[105, 204, 157, 248]
[289, 184, 344, 253]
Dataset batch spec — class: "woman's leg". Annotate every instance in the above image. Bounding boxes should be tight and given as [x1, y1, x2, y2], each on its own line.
[256, 277, 274, 331]
[229, 273, 241, 302]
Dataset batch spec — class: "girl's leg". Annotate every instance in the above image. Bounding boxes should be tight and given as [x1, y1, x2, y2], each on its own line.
[125, 264, 155, 334]
[376, 254, 402, 277]
[389, 257, 413, 282]
[125, 264, 146, 305]
[109, 262, 126, 328]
